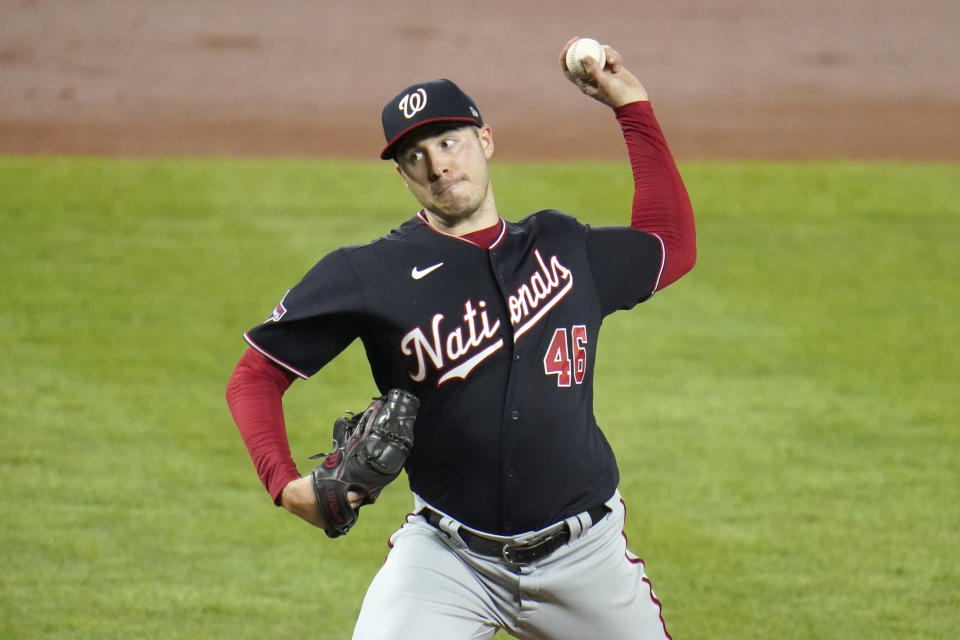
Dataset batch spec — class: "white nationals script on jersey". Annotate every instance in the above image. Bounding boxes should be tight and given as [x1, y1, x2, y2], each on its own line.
[401, 249, 573, 386]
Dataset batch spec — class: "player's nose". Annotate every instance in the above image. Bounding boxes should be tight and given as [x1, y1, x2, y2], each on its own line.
[424, 149, 449, 181]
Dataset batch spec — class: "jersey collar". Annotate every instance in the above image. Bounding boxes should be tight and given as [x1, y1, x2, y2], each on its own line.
[416, 210, 506, 249]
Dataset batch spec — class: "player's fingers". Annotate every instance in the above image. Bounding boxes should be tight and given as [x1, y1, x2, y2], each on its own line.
[581, 83, 601, 99]
[573, 68, 602, 98]
[346, 490, 365, 509]
[580, 55, 606, 86]
[559, 35, 582, 70]
[604, 45, 624, 72]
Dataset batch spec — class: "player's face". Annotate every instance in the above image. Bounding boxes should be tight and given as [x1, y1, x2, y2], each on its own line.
[395, 124, 496, 228]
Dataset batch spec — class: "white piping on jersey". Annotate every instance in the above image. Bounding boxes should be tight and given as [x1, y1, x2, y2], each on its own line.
[416, 210, 506, 248]
[243, 333, 310, 380]
[489, 221, 507, 249]
[648, 233, 666, 297]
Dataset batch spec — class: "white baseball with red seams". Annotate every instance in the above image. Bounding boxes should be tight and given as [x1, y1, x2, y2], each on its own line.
[565, 38, 606, 78]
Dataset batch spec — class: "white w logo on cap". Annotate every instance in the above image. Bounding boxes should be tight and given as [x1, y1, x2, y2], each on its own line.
[399, 88, 428, 119]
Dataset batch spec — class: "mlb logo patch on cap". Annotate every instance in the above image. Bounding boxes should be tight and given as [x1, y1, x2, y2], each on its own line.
[380, 79, 483, 160]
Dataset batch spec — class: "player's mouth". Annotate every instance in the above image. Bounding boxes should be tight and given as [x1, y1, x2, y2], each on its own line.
[433, 176, 466, 196]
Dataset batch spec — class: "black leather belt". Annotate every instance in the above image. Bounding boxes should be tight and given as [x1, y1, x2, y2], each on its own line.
[420, 504, 609, 564]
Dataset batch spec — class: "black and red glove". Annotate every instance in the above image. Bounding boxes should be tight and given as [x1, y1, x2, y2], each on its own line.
[310, 389, 419, 538]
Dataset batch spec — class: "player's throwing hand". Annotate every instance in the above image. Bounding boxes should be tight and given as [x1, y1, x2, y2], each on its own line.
[560, 36, 648, 107]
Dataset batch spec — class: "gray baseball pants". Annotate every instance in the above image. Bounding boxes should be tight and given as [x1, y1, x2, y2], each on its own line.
[353, 492, 671, 640]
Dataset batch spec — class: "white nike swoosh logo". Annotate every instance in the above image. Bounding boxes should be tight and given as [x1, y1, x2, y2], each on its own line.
[411, 262, 444, 280]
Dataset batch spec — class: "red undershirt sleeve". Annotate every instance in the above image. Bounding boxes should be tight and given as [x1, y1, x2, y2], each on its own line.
[225, 347, 301, 505]
[615, 101, 697, 290]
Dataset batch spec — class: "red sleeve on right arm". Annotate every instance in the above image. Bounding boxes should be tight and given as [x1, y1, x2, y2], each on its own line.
[225, 347, 300, 505]
[615, 101, 697, 291]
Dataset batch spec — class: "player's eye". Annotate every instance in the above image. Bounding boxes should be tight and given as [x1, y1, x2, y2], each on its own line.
[440, 137, 457, 149]
[406, 150, 424, 164]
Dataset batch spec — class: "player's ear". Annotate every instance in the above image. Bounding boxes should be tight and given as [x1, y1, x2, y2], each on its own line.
[394, 163, 410, 188]
[477, 125, 494, 160]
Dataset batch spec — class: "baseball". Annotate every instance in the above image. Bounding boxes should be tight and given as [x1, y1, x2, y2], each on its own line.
[565, 38, 606, 78]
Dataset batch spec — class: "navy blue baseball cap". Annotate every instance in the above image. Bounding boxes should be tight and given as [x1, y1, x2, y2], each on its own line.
[380, 79, 483, 160]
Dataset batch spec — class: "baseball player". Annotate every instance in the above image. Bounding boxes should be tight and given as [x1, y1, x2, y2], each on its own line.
[226, 37, 696, 640]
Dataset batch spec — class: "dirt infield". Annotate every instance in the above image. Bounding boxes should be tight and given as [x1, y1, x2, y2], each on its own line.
[2, 0, 958, 161]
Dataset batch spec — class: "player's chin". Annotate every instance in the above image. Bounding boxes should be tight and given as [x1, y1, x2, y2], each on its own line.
[431, 193, 480, 219]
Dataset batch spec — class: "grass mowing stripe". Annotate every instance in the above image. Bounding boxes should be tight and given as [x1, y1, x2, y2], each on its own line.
[1, 157, 957, 639]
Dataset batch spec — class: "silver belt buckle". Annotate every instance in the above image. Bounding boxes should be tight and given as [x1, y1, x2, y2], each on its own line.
[501, 532, 557, 564]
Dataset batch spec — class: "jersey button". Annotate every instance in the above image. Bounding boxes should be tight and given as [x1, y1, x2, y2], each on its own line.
[506, 469, 516, 478]
[511, 410, 519, 420]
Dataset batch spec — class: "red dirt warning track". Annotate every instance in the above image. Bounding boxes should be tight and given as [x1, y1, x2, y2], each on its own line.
[1, 0, 958, 161]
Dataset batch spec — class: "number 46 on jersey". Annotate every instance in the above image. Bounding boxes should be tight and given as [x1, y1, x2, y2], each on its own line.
[543, 325, 588, 387]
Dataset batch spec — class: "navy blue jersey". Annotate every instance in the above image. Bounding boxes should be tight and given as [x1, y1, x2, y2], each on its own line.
[245, 210, 664, 534]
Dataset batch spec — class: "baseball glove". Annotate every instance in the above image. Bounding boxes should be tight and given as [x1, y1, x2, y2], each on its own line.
[310, 389, 420, 538]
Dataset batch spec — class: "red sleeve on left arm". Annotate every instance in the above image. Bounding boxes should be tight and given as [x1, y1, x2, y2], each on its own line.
[615, 101, 696, 290]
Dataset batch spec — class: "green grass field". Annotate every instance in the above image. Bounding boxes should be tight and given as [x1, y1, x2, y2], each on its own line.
[1, 156, 957, 639]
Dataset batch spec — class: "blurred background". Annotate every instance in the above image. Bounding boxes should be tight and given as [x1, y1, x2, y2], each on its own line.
[2, 0, 958, 160]
[2, 2, 958, 638]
